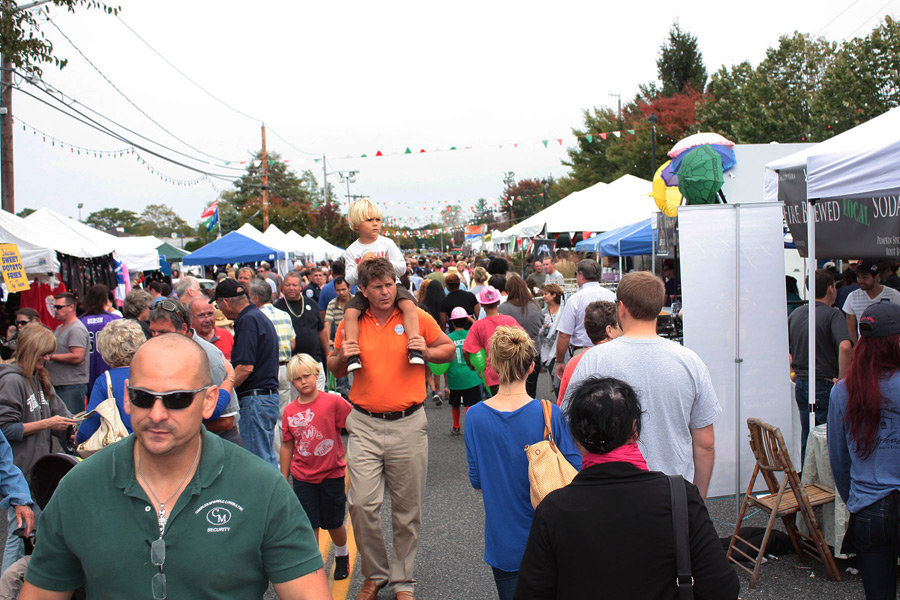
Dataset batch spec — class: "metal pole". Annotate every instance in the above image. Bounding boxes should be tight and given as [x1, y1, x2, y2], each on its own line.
[261, 124, 269, 231]
[1, 54, 14, 214]
[322, 154, 327, 206]
[734, 204, 743, 519]
[650, 123, 657, 178]
[807, 198, 817, 444]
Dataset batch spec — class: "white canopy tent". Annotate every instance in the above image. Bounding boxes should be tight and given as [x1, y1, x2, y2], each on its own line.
[500, 181, 609, 240]
[545, 174, 656, 234]
[0, 210, 60, 274]
[25, 208, 160, 271]
[764, 105, 900, 440]
[284, 230, 316, 257]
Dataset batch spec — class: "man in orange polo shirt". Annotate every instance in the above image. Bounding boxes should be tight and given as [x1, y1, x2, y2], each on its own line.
[329, 258, 454, 600]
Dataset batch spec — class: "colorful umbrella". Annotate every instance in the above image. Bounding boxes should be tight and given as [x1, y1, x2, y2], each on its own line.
[668, 132, 734, 158]
[661, 161, 679, 187]
[652, 160, 682, 218]
[670, 143, 736, 173]
[676, 145, 724, 204]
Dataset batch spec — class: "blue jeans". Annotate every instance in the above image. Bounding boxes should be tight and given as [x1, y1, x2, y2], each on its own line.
[2, 504, 40, 575]
[794, 378, 833, 465]
[491, 566, 518, 600]
[55, 383, 88, 416]
[238, 392, 279, 467]
[854, 493, 900, 599]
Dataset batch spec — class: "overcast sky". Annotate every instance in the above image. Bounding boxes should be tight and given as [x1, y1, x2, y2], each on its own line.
[9, 0, 897, 235]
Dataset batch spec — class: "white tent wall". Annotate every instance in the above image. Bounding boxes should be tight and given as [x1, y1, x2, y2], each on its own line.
[679, 203, 793, 500]
[0, 210, 60, 274]
[722, 144, 815, 204]
[545, 175, 653, 234]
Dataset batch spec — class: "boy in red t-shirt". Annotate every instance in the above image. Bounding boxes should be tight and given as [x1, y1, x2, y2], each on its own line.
[280, 353, 353, 580]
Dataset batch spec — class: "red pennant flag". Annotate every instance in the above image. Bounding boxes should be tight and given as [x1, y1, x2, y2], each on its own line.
[557, 139, 563, 145]
[419, 149, 426, 153]
[599, 133, 607, 140]
[375, 150, 383, 157]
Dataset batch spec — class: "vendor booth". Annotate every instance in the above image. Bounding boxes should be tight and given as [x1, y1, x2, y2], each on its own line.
[575, 218, 656, 256]
[182, 231, 285, 266]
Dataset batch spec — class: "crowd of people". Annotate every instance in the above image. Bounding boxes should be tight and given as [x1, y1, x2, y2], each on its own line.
[20, 196, 900, 598]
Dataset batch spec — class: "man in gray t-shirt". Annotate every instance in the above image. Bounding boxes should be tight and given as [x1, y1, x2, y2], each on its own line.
[45, 293, 90, 415]
[562, 272, 721, 498]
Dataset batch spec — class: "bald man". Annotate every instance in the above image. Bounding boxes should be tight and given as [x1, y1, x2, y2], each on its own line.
[20, 335, 330, 600]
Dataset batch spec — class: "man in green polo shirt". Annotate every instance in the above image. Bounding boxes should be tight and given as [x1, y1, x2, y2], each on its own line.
[20, 334, 330, 600]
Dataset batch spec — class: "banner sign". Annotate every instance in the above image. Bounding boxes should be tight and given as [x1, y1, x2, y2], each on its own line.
[531, 238, 556, 259]
[780, 166, 900, 259]
[0, 244, 30, 292]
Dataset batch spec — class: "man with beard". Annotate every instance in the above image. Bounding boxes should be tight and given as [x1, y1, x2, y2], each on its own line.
[843, 259, 900, 343]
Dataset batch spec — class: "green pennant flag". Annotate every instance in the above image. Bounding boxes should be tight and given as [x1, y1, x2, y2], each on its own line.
[450, 146, 457, 150]
[541, 140, 549, 148]
[585, 135, 593, 143]
[627, 129, 635, 135]
[361, 154, 368, 158]
[405, 147, 412, 154]
[314, 158, 321, 163]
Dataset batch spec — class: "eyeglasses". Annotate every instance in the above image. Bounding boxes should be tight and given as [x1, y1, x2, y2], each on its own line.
[127, 386, 211, 410]
[15, 320, 30, 327]
[151, 537, 166, 599]
[157, 300, 181, 313]
[52, 304, 71, 311]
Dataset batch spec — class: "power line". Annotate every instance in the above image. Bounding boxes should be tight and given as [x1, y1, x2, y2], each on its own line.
[12, 82, 238, 183]
[46, 17, 234, 165]
[114, 14, 322, 157]
[15, 69, 242, 176]
[816, 0, 865, 35]
[846, 0, 896, 38]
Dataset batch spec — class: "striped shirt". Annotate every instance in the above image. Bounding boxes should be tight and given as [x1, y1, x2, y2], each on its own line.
[260, 303, 294, 363]
[324, 297, 346, 328]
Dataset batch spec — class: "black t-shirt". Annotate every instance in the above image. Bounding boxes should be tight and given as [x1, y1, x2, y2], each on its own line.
[787, 301, 852, 379]
[274, 296, 325, 361]
[302, 283, 320, 304]
[231, 304, 279, 393]
[439, 290, 479, 331]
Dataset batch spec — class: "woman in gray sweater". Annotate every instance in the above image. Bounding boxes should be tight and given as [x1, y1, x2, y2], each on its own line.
[499, 275, 544, 398]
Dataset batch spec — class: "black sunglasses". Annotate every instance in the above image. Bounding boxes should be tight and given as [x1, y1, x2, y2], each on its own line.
[15, 320, 30, 326]
[157, 300, 181, 313]
[127, 386, 210, 410]
[52, 304, 71, 311]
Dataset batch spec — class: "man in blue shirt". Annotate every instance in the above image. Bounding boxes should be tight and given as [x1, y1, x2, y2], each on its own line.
[213, 280, 280, 466]
[0, 428, 33, 546]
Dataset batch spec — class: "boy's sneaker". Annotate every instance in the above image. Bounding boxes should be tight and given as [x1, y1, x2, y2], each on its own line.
[333, 554, 350, 580]
[408, 349, 425, 365]
[431, 391, 443, 407]
[451, 427, 461, 437]
[346, 355, 362, 372]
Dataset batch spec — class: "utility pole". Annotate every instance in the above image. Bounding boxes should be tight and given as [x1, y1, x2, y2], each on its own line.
[261, 124, 269, 231]
[322, 154, 327, 207]
[1, 54, 14, 214]
[609, 93, 622, 130]
[648, 113, 659, 178]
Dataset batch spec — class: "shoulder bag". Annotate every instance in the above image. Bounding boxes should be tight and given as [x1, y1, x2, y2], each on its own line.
[668, 474, 694, 600]
[525, 399, 578, 508]
[76, 371, 129, 458]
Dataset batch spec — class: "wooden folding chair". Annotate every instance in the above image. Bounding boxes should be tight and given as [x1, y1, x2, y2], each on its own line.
[726, 418, 842, 588]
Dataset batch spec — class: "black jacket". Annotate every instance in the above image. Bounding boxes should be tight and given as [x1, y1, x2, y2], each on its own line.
[514, 462, 739, 600]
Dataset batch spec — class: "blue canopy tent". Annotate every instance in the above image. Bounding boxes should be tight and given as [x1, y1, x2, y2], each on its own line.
[182, 232, 285, 265]
[575, 219, 656, 256]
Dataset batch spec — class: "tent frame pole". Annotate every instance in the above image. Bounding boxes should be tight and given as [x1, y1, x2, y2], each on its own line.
[734, 204, 743, 520]
[807, 199, 817, 449]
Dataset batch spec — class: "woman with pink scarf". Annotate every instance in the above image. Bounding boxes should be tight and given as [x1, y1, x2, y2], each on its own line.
[514, 377, 738, 600]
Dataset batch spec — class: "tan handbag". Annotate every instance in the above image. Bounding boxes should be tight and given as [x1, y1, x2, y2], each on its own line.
[525, 399, 578, 508]
[76, 371, 129, 458]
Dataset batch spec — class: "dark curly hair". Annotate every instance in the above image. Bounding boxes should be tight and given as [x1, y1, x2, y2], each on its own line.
[565, 377, 643, 454]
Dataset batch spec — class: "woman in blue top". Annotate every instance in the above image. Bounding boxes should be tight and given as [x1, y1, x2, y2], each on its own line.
[829, 301, 900, 599]
[75, 319, 145, 444]
[464, 325, 580, 600]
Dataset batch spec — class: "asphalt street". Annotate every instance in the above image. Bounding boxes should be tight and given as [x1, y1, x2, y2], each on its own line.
[280, 371, 869, 600]
[0, 371, 869, 599]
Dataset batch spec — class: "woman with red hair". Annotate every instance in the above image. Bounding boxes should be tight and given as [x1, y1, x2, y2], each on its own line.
[829, 301, 900, 599]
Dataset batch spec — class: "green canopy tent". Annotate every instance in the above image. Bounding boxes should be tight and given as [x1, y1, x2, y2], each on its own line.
[156, 242, 188, 262]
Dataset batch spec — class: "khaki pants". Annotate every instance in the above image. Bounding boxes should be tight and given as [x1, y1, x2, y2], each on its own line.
[346, 408, 428, 594]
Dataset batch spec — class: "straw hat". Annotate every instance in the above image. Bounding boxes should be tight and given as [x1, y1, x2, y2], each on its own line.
[214, 305, 233, 328]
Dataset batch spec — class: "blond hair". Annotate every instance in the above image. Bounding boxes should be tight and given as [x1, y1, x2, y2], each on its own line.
[347, 198, 383, 229]
[286, 353, 321, 380]
[14, 323, 57, 396]
[488, 326, 534, 385]
[97, 319, 145, 368]
[472, 266, 489, 285]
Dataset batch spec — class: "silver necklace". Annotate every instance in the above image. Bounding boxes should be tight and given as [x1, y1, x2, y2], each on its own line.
[136, 440, 202, 537]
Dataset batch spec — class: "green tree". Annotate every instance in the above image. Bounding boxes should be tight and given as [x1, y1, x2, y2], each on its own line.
[656, 21, 707, 97]
[503, 178, 547, 224]
[136, 203, 191, 237]
[309, 200, 354, 249]
[225, 150, 314, 233]
[0, 1, 118, 77]
[470, 198, 495, 225]
[85, 207, 138, 233]
[819, 16, 900, 135]
[15, 207, 34, 218]
[697, 33, 835, 143]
